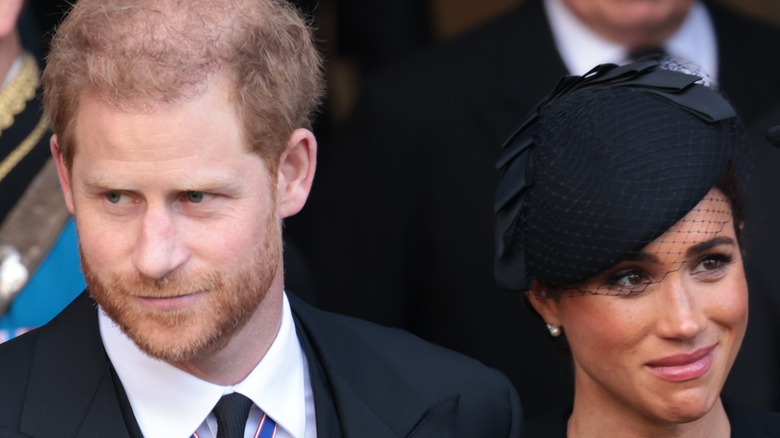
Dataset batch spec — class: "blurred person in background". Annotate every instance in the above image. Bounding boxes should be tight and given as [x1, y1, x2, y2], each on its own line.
[0, 0, 83, 342]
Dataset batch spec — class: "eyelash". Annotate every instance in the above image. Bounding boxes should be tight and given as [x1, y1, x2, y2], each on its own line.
[692, 252, 734, 276]
[606, 268, 652, 295]
[604, 251, 736, 296]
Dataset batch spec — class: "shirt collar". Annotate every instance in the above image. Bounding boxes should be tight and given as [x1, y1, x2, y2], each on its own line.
[100, 292, 307, 438]
[545, 0, 717, 78]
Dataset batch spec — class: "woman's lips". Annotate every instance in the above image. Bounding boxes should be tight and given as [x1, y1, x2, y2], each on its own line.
[645, 344, 717, 382]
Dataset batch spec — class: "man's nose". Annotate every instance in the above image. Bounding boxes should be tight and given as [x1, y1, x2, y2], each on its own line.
[131, 206, 188, 280]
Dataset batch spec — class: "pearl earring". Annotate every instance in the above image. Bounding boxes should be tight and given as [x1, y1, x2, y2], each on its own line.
[546, 323, 561, 337]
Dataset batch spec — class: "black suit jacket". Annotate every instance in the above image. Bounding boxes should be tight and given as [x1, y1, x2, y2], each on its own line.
[0, 292, 522, 437]
[287, 0, 780, 417]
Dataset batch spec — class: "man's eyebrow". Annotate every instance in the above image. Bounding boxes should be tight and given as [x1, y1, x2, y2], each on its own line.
[81, 175, 122, 190]
[177, 177, 238, 192]
[686, 236, 736, 257]
[80, 174, 239, 192]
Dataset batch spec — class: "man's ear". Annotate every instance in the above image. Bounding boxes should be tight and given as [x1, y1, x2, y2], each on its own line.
[50, 135, 75, 214]
[0, 0, 24, 39]
[277, 128, 316, 219]
[526, 281, 563, 329]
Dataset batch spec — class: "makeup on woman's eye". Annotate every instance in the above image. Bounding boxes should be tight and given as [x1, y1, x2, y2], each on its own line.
[690, 252, 735, 277]
[604, 267, 654, 296]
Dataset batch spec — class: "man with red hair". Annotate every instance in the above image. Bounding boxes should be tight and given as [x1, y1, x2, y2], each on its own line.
[0, 1, 522, 436]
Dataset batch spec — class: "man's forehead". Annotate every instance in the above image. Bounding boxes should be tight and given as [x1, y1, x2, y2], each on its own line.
[74, 78, 238, 135]
[69, 86, 262, 175]
[75, 81, 219, 118]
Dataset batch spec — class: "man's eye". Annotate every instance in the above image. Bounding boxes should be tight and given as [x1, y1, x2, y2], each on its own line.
[183, 191, 213, 203]
[106, 192, 125, 204]
[187, 191, 204, 203]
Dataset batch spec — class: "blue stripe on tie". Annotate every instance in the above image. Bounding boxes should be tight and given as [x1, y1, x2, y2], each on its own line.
[189, 411, 276, 438]
[257, 415, 277, 438]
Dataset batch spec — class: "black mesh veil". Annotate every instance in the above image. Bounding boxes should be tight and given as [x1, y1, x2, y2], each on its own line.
[494, 59, 750, 295]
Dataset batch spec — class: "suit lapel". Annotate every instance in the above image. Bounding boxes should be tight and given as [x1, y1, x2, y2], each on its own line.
[294, 321, 343, 437]
[19, 292, 133, 437]
[290, 296, 458, 438]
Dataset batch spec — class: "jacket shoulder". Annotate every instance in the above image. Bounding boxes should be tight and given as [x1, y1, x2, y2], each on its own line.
[296, 295, 506, 375]
[290, 296, 523, 436]
[0, 328, 41, 426]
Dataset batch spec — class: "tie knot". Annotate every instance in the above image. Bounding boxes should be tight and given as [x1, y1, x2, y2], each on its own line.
[213, 393, 254, 438]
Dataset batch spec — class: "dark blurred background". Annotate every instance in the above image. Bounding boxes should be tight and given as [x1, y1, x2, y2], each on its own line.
[25, 0, 780, 129]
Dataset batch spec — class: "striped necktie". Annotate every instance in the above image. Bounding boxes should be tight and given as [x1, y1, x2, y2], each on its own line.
[191, 393, 278, 438]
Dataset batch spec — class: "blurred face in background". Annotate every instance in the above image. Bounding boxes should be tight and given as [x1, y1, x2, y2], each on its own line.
[561, 0, 696, 49]
[0, 0, 24, 78]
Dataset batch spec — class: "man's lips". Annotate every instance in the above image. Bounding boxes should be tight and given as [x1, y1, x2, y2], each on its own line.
[134, 291, 204, 311]
[645, 344, 717, 382]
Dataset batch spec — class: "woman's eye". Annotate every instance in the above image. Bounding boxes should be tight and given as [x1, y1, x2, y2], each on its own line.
[699, 257, 721, 271]
[615, 272, 646, 286]
[693, 253, 733, 274]
[604, 269, 652, 295]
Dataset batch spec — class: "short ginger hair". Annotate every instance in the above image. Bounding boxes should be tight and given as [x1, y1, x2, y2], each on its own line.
[43, 0, 324, 171]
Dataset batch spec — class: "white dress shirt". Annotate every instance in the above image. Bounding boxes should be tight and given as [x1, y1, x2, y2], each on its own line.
[100, 292, 316, 438]
[544, 0, 718, 78]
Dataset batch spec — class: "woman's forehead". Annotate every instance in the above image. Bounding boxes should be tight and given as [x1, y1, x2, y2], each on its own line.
[641, 189, 735, 260]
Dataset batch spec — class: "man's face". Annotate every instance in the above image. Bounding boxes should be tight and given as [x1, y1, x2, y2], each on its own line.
[58, 77, 286, 362]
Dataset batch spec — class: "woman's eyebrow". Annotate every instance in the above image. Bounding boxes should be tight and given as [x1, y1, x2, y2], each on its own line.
[685, 236, 736, 257]
[624, 251, 658, 263]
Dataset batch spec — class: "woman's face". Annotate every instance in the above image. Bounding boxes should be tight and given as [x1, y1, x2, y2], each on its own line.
[532, 189, 747, 424]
